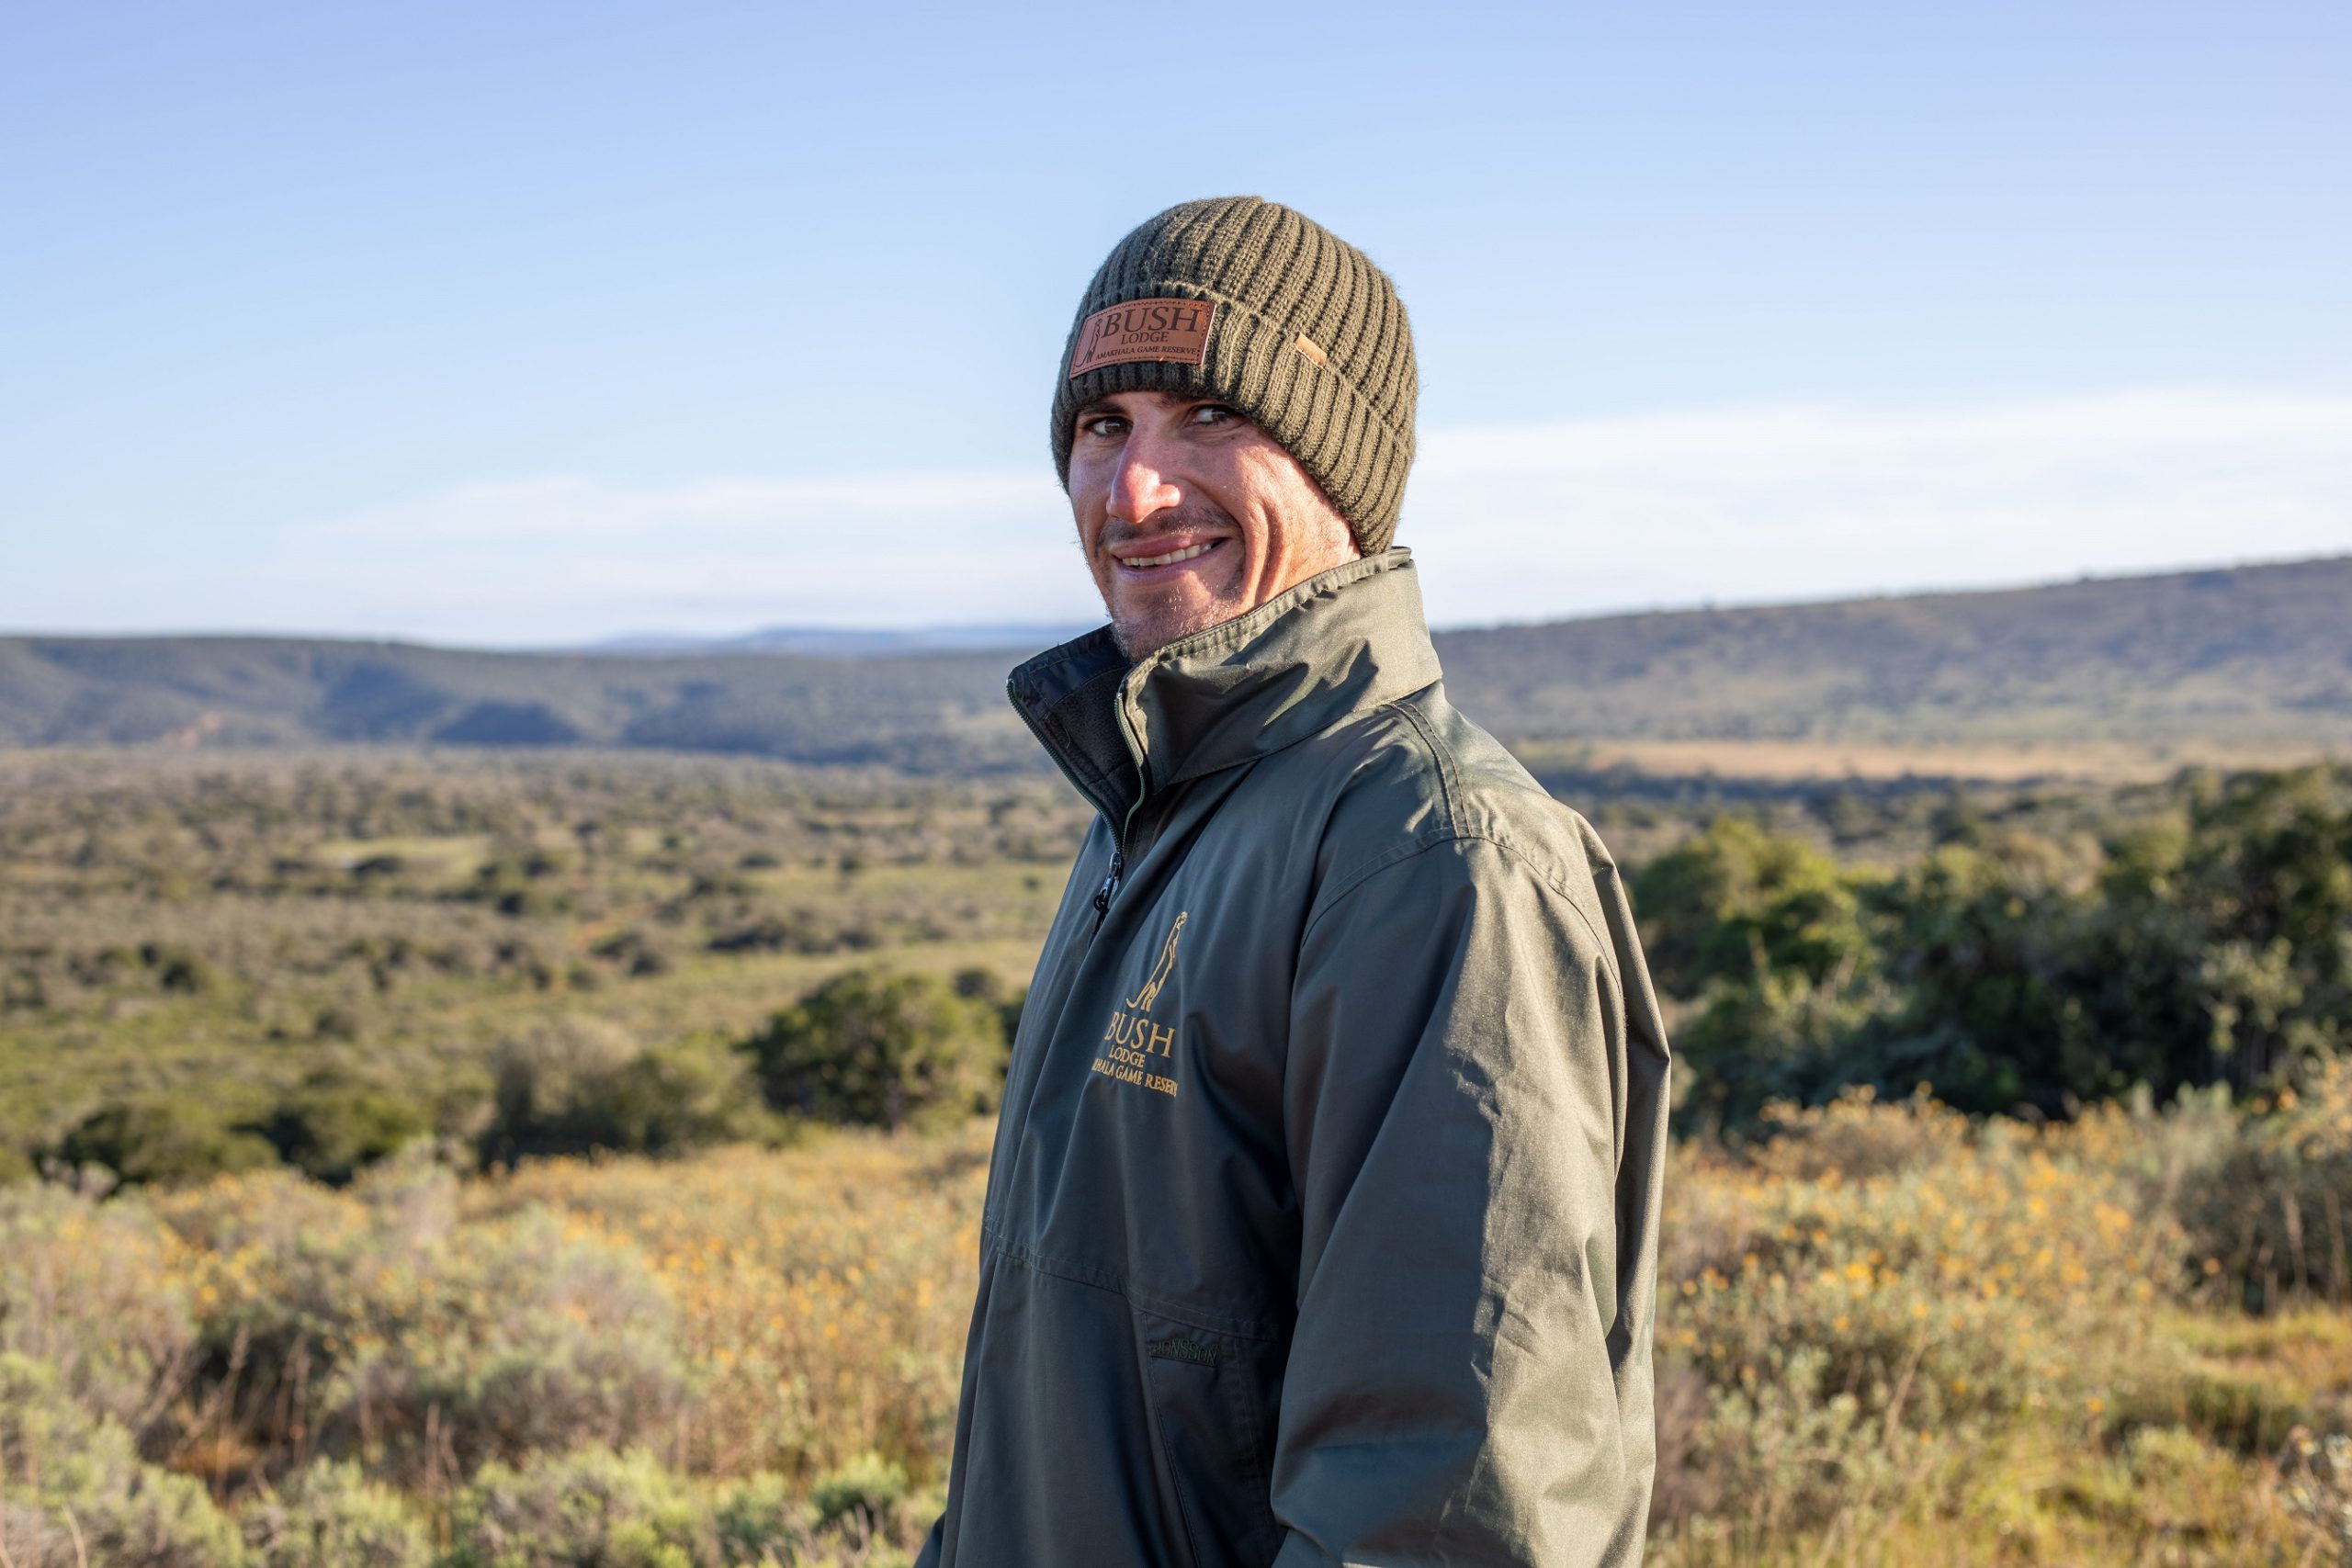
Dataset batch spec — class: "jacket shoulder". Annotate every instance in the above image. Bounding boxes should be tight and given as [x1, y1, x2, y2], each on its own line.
[1299, 682, 1628, 954]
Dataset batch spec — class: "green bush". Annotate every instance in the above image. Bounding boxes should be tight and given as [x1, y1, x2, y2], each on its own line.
[808, 1450, 911, 1535]
[142, 942, 219, 996]
[592, 926, 675, 976]
[442, 1455, 922, 1568]
[0, 1184, 194, 1430]
[953, 967, 1026, 1061]
[744, 968, 1007, 1131]
[1634, 768, 2352, 1127]
[2175, 1057, 2352, 1311]
[57, 1090, 280, 1187]
[1662, 1093, 2181, 1506]
[2278, 1429, 2352, 1564]
[242, 1459, 430, 1568]
[254, 1076, 433, 1185]
[161, 1170, 689, 1482]
[1634, 818, 1892, 1123]
[481, 1020, 777, 1165]
[709, 1472, 807, 1563]
[1679, 1347, 1926, 1545]
[0, 1353, 250, 1568]
[444, 1448, 712, 1568]
[335, 1214, 691, 1473]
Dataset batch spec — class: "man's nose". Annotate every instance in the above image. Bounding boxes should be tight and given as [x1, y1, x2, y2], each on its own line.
[1109, 434, 1183, 525]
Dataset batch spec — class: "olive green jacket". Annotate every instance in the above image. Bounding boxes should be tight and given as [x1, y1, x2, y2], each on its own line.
[918, 550, 1670, 1567]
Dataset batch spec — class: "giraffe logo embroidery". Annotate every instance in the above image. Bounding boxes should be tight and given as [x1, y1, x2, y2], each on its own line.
[1125, 911, 1187, 1011]
[1094, 910, 1188, 1099]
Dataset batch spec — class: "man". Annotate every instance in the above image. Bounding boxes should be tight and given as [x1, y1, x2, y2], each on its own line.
[918, 197, 1671, 1567]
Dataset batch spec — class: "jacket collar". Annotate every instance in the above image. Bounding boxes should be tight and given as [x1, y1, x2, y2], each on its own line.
[1007, 548, 1442, 828]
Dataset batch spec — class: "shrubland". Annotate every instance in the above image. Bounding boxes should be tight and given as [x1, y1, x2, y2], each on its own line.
[1, 750, 2347, 1563]
[5, 1083, 2347, 1564]
[0, 750, 1077, 1183]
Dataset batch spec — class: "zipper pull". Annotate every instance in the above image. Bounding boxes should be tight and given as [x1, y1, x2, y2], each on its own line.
[1092, 851, 1125, 915]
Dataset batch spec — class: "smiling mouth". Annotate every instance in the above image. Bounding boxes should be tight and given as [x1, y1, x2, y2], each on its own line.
[1117, 540, 1223, 571]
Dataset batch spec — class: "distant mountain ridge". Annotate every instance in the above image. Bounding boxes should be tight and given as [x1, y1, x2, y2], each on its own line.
[577, 624, 1094, 657]
[5, 557, 2347, 771]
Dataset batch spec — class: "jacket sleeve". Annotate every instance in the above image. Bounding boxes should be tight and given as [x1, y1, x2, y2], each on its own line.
[1270, 834, 1670, 1567]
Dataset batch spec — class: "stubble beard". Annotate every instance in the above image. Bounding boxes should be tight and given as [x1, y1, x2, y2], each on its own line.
[1094, 502, 1242, 662]
[1109, 595, 1232, 662]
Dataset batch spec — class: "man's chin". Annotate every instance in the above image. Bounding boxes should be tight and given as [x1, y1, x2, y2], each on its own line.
[1108, 596, 1239, 661]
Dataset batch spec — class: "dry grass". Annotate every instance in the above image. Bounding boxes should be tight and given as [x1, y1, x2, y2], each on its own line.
[6, 1095, 2349, 1564]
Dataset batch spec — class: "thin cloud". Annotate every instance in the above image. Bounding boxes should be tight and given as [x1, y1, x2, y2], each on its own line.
[259, 385, 2349, 644]
[327, 471, 1061, 544]
[1406, 386, 2352, 626]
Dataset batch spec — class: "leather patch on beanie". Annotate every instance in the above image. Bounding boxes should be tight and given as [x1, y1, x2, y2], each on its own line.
[1069, 298, 1217, 378]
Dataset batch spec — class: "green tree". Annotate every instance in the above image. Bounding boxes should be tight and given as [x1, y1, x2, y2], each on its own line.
[1876, 770, 2352, 1113]
[480, 1021, 775, 1165]
[57, 1091, 279, 1187]
[253, 1076, 433, 1185]
[1634, 818, 1891, 1124]
[744, 967, 1008, 1130]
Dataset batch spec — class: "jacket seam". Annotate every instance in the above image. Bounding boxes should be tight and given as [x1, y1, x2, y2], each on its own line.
[1380, 695, 1460, 836]
[1267, 695, 1462, 917]
[1303, 829, 1624, 987]
[1306, 695, 1621, 982]
[980, 1224, 1285, 1343]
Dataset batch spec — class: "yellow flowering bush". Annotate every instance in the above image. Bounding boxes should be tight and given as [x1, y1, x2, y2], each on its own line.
[0, 1182, 196, 1427]
[159, 1157, 689, 1482]
[2177, 1058, 2352, 1309]
[1658, 1090, 2185, 1535]
[474, 1125, 988, 1483]
[3, 1077, 2342, 1564]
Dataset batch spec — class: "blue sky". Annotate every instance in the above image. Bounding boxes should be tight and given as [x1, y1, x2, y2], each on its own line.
[4, 1, 2346, 642]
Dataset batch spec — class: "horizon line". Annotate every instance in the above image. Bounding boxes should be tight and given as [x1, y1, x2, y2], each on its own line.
[4, 547, 2344, 655]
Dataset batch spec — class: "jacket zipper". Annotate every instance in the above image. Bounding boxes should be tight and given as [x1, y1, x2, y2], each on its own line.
[1091, 851, 1125, 917]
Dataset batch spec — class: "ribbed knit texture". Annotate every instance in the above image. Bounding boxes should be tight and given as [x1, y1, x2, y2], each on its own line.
[1050, 197, 1419, 555]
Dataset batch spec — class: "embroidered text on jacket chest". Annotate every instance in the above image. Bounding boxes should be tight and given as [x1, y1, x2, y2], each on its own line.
[1091, 910, 1188, 1098]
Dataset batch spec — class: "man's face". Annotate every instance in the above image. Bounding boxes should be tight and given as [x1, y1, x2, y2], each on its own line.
[1067, 390, 1359, 660]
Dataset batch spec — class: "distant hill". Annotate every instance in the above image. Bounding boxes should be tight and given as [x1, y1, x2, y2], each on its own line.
[1438, 555, 2352, 748]
[0, 638, 1037, 773]
[5, 557, 2347, 770]
[578, 624, 1092, 657]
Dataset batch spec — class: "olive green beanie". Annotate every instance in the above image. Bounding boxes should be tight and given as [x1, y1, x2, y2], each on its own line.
[1050, 196, 1419, 555]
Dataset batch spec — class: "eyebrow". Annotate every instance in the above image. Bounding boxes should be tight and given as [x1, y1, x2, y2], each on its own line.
[1072, 391, 1229, 425]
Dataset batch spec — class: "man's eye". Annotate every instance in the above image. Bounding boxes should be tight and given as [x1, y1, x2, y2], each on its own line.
[1080, 415, 1125, 438]
[1191, 404, 1238, 425]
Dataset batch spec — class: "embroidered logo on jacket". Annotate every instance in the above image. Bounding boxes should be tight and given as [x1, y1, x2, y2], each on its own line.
[1094, 911, 1186, 1098]
[1125, 911, 1186, 1010]
[1147, 1335, 1219, 1367]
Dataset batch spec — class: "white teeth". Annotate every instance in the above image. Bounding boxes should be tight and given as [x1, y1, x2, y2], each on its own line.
[1125, 543, 1215, 569]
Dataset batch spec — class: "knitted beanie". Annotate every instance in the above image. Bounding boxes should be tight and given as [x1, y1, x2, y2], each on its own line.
[1050, 197, 1419, 556]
